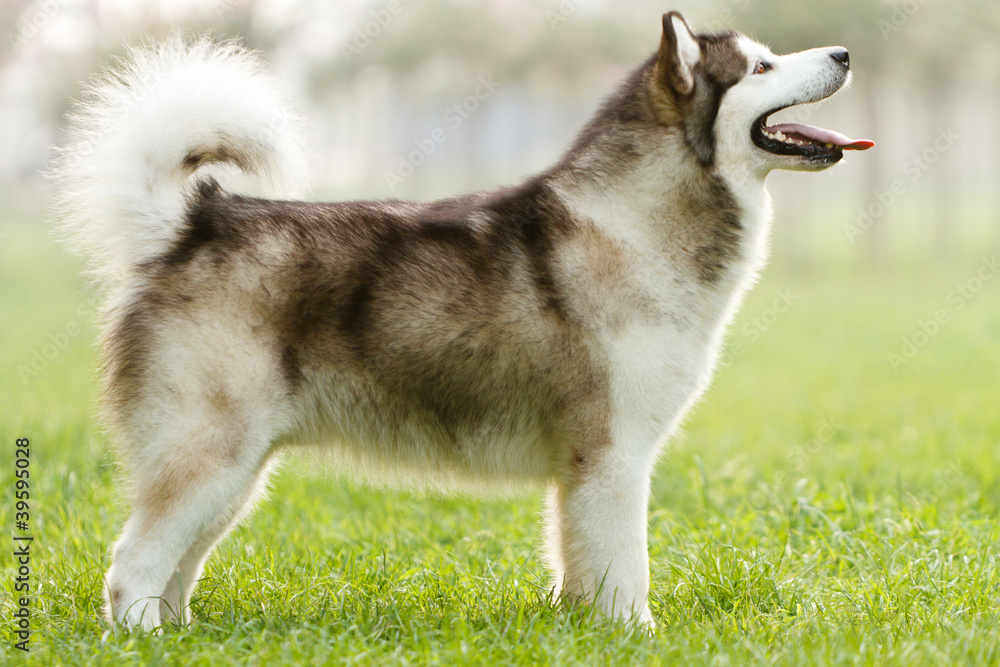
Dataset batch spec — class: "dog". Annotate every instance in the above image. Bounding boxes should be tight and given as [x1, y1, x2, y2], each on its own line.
[51, 12, 871, 631]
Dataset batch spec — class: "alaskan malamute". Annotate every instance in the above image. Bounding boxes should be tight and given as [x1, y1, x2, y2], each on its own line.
[52, 11, 871, 630]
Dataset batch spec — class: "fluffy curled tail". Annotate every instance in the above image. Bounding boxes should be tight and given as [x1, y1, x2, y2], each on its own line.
[50, 35, 310, 283]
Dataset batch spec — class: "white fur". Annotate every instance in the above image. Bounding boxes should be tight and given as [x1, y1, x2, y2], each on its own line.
[105, 304, 297, 629]
[715, 37, 852, 177]
[49, 34, 310, 284]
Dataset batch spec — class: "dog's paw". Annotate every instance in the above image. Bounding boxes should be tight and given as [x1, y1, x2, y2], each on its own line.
[107, 595, 163, 633]
[632, 606, 656, 634]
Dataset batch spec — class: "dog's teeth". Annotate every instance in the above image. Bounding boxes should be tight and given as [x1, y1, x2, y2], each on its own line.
[774, 131, 786, 141]
[825, 143, 834, 149]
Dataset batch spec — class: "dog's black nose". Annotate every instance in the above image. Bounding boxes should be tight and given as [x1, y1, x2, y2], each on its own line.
[830, 48, 850, 69]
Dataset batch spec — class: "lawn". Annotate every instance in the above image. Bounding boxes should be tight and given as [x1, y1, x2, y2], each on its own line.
[1, 218, 999, 665]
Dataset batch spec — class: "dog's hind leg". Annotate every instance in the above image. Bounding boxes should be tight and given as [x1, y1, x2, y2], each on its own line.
[103, 389, 283, 631]
[157, 460, 276, 625]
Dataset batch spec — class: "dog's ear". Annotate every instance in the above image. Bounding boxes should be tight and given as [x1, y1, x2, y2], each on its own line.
[658, 12, 700, 97]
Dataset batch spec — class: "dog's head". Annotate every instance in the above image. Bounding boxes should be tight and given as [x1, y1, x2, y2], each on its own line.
[651, 11, 872, 174]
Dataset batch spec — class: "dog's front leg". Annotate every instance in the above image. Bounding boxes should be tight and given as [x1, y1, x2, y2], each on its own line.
[547, 453, 655, 629]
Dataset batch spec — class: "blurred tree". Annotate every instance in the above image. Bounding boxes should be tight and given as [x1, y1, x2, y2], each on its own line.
[893, 2, 1000, 258]
[310, 0, 650, 93]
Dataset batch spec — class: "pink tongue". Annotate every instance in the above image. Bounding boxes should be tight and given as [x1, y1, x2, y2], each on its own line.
[768, 123, 874, 151]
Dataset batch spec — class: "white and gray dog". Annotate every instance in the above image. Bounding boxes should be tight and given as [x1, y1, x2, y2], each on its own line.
[52, 12, 871, 630]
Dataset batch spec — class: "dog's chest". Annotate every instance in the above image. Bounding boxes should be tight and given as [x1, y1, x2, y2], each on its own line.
[559, 183, 772, 446]
[598, 270, 734, 446]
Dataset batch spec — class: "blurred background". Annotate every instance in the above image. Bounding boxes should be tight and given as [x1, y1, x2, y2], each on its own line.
[2, 6, 999, 645]
[2, 0, 998, 264]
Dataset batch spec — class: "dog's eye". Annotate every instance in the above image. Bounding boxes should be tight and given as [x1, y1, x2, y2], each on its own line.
[753, 61, 772, 75]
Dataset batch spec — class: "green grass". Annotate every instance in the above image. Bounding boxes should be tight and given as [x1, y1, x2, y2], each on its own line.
[1, 218, 999, 665]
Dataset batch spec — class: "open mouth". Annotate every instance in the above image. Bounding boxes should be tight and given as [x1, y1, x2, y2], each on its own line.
[752, 107, 874, 162]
